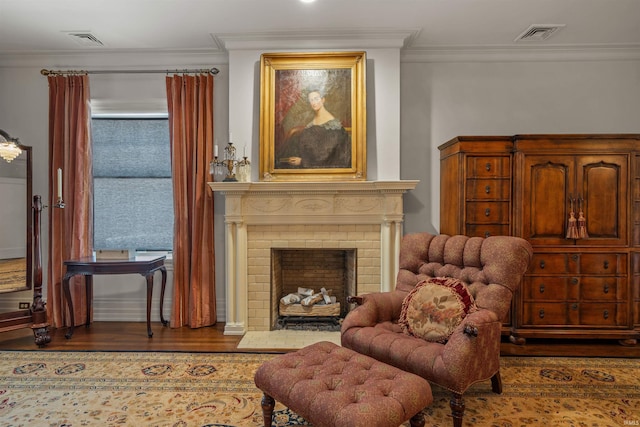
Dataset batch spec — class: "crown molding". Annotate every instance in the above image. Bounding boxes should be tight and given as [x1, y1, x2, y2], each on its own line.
[213, 29, 418, 51]
[402, 43, 640, 63]
[0, 49, 228, 68]
[2, 42, 639, 69]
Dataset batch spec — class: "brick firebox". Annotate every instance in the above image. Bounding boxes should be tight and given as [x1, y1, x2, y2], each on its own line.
[208, 181, 418, 335]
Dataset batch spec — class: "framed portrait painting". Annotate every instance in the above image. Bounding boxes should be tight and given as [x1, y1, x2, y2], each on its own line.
[259, 51, 366, 181]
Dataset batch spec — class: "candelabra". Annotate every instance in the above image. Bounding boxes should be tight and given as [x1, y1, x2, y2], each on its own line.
[210, 142, 239, 182]
[236, 156, 251, 182]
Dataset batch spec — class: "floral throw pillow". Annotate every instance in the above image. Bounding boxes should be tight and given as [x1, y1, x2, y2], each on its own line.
[399, 277, 477, 343]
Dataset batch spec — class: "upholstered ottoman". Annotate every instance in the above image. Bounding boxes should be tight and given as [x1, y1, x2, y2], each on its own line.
[254, 341, 432, 427]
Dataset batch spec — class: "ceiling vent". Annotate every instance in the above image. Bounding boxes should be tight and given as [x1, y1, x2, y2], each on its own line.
[65, 32, 104, 47]
[515, 24, 565, 42]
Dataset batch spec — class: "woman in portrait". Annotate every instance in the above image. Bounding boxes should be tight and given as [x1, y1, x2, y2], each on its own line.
[278, 89, 351, 169]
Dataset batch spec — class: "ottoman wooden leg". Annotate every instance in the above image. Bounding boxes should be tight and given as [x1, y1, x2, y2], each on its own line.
[410, 411, 425, 427]
[261, 393, 275, 427]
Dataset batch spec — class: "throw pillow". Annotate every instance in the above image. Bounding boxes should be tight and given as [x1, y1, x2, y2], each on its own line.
[399, 277, 477, 343]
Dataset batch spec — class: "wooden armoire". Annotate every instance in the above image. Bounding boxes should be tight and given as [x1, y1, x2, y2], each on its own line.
[439, 134, 640, 346]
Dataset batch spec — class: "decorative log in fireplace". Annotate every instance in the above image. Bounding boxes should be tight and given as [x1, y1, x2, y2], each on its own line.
[279, 301, 341, 317]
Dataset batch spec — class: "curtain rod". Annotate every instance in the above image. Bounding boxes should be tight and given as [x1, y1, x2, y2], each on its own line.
[40, 67, 219, 76]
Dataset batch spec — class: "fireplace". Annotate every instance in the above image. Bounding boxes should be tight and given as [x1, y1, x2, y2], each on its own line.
[208, 180, 418, 335]
[271, 248, 356, 330]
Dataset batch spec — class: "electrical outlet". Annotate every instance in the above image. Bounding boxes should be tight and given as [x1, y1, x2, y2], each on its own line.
[19, 302, 30, 309]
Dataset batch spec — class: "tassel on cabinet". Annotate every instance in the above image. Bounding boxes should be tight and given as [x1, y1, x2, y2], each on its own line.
[577, 196, 589, 239]
[566, 195, 579, 239]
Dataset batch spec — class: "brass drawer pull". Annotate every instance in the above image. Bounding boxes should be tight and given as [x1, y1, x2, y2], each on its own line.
[603, 283, 609, 294]
[571, 303, 578, 310]
[485, 208, 491, 216]
[571, 277, 579, 285]
[484, 231, 491, 238]
[539, 260, 545, 269]
[539, 284, 545, 293]
[603, 260, 609, 269]
[603, 310, 609, 319]
[485, 163, 491, 171]
[538, 309, 545, 319]
[485, 185, 491, 194]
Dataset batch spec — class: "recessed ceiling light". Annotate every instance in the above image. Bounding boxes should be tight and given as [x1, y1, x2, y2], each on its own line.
[300, 0, 316, 3]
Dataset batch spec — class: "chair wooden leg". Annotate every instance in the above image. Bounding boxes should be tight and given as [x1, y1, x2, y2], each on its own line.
[449, 392, 464, 427]
[260, 393, 275, 427]
[409, 410, 425, 427]
[491, 371, 503, 394]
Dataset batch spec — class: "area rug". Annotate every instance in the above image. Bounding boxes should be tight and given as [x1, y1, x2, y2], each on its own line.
[1, 350, 638, 426]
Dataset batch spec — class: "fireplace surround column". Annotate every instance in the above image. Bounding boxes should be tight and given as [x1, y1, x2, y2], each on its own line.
[219, 189, 248, 335]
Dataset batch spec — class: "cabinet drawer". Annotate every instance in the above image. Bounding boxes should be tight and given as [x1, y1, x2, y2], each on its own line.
[465, 224, 510, 238]
[528, 254, 576, 274]
[579, 303, 628, 326]
[466, 156, 510, 178]
[580, 277, 626, 300]
[466, 202, 509, 223]
[522, 303, 575, 326]
[466, 179, 510, 200]
[580, 253, 625, 275]
[524, 277, 578, 300]
[522, 302, 628, 326]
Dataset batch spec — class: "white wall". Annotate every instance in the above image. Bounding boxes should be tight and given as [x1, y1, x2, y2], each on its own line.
[400, 58, 640, 234]
[1, 50, 639, 322]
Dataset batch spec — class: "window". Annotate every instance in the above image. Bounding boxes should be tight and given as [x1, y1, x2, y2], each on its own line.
[92, 117, 174, 251]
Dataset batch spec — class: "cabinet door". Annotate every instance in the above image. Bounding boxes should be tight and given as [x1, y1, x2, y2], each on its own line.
[575, 155, 627, 246]
[521, 154, 628, 246]
[521, 155, 574, 245]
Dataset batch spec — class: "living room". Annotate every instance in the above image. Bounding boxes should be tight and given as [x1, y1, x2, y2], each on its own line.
[0, 1, 639, 425]
[1, 0, 639, 334]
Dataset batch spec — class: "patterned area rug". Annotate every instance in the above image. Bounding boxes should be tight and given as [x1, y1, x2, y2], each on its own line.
[0, 350, 638, 426]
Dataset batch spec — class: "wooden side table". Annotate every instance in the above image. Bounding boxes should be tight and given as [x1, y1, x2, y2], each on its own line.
[62, 255, 168, 338]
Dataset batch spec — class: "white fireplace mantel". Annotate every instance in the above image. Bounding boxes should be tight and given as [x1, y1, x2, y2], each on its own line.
[209, 180, 418, 335]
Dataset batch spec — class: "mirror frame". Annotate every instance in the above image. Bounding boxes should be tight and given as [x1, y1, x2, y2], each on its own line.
[0, 143, 32, 292]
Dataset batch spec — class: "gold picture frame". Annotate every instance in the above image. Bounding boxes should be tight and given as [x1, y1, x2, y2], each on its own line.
[259, 51, 366, 181]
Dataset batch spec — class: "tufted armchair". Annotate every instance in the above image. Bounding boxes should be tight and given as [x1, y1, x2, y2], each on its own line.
[341, 233, 533, 427]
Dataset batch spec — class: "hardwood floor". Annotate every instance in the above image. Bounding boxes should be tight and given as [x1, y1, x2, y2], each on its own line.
[1, 321, 639, 357]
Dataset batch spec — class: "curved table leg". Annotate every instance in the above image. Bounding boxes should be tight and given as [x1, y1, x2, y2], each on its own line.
[62, 272, 75, 339]
[159, 266, 168, 326]
[145, 272, 154, 338]
[85, 275, 93, 327]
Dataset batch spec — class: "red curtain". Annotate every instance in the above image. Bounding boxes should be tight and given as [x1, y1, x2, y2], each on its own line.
[46, 74, 93, 328]
[166, 73, 216, 328]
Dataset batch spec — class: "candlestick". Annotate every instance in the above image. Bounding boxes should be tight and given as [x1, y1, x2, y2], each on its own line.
[229, 132, 233, 143]
[54, 168, 65, 208]
[214, 144, 218, 158]
[57, 168, 62, 199]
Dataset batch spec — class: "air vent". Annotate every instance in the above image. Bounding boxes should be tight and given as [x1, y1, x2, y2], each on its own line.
[515, 24, 565, 42]
[65, 32, 104, 47]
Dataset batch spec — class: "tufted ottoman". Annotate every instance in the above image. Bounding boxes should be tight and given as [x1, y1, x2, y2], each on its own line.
[254, 341, 432, 427]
